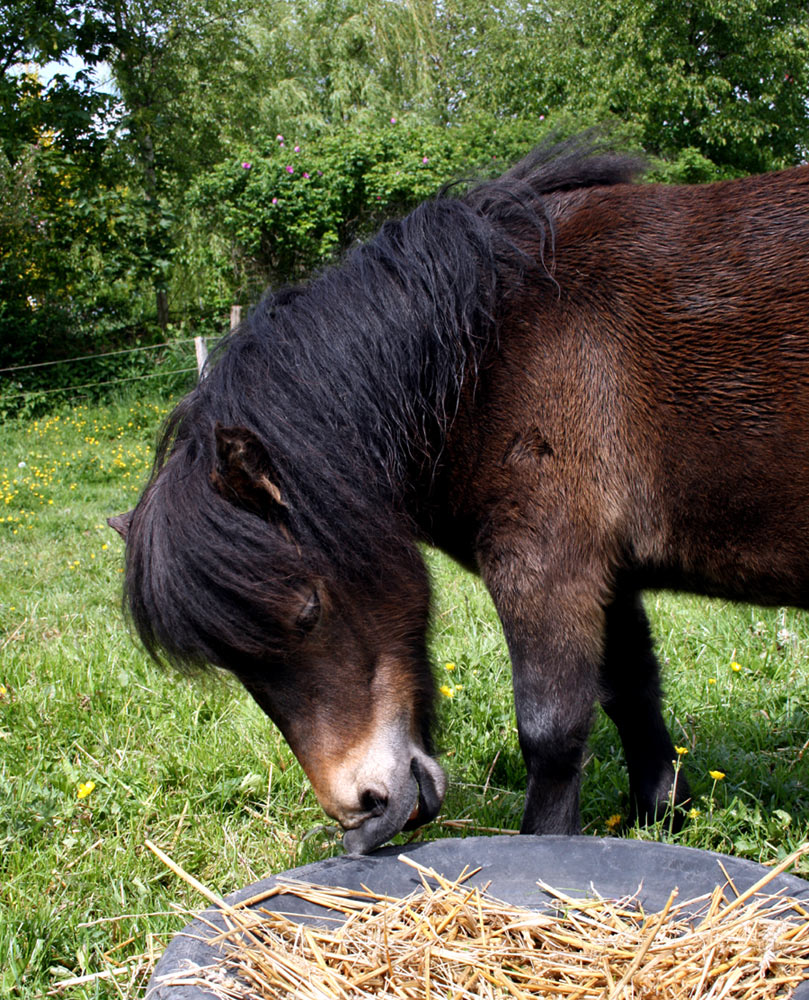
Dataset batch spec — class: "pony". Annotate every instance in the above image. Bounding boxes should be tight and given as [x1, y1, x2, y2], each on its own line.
[111, 134, 809, 853]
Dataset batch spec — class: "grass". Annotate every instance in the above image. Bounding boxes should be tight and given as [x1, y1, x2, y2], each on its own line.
[1, 390, 808, 998]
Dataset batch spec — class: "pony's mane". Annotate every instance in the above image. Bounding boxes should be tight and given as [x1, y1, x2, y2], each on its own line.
[124, 134, 643, 672]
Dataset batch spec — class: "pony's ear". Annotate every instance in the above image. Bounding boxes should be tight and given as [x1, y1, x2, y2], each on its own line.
[108, 511, 134, 540]
[211, 424, 288, 521]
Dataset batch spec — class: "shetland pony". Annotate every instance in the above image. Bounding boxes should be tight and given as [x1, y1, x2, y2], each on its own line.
[111, 136, 809, 852]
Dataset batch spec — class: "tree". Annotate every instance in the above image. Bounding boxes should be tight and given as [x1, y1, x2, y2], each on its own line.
[529, 0, 809, 176]
[82, 0, 269, 327]
[249, 0, 449, 132]
[5, 0, 809, 378]
[0, 1, 123, 369]
[0, 0, 111, 162]
[436, 0, 555, 122]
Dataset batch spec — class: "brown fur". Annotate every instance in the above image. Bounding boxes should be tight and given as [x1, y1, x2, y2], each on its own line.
[116, 143, 809, 850]
[424, 167, 809, 831]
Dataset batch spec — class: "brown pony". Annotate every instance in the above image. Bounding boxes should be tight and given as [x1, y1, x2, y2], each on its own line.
[111, 135, 809, 853]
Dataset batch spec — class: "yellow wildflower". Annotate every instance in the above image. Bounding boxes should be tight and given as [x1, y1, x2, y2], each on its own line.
[674, 746, 689, 756]
[439, 684, 454, 698]
[444, 662, 456, 671]
[730, 661, 741, 672]
[688, 808, 700, 819]
[605, 813, 622, 830]
[708, 770, 725, 781]
[77, 780, 96, 799]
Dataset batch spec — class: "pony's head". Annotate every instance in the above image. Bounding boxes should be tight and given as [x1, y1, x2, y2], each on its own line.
[113, 419, 446, 853]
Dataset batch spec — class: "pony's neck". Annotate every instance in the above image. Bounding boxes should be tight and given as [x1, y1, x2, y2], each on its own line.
[258, 199, 500, 493]
[198, 197, 504, 572]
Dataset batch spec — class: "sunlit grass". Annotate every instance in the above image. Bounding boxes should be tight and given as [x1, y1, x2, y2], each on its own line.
[1, 390, 808, 998]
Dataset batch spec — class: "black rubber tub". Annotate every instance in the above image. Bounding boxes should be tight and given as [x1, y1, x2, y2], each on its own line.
[147, 835, 809, 999]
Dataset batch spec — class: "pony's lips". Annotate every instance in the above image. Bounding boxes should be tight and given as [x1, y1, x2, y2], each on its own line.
[402, 755, 444, 830]
[342, 755, 446, 854]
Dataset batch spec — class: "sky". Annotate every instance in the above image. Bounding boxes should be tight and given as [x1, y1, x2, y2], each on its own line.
[35, 53, 116, 95]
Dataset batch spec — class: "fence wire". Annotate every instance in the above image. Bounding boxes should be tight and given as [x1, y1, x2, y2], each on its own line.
[0, 339, 199, 375]
[1, 366, 200, 401]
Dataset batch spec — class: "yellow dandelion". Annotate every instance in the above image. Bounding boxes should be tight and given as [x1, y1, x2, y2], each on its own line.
[0, 684, 7, 697]
[708, 770, 725, 781]
[730, 661, 741, 672]
[77, 780, 96, 799]
[444, 662, 456, 672]
[439, 684, 454, 698]
[674, 746, 689, 756]
[708, 678, 716, 685]
[605, 813, 622, 830]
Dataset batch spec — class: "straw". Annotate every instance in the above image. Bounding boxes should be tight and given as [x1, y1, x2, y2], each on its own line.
[150, 843, 809, 1000]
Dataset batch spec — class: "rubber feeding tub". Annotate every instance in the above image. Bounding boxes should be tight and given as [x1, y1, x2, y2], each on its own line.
[147, 835, 809, 999]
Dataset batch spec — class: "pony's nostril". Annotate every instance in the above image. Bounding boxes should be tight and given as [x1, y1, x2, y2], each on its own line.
[359, 788, 388, 816]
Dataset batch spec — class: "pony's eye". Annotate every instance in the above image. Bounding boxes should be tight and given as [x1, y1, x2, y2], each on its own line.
[295, 590, 321, 634]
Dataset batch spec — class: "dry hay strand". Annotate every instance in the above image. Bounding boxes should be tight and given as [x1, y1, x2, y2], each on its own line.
[150, 842, 809, 1000]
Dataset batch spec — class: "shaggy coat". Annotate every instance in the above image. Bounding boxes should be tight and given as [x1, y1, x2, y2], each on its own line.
[115, 136, 809, 852]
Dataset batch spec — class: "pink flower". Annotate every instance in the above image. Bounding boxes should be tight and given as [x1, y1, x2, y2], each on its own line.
[272, 197, 278, 204]
[276, 134, 284, 142]
[390, 117, 397, 124]
[241, 161, 252, 169]
[539, 114, 545, 121]
[422, 157, 429, 164]
[294, 145, 300, 153]
[286, 165, 294, 174]
[303, 172, 310, 179]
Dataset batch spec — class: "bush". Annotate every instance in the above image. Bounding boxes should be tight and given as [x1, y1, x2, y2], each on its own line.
[183, 114, 555, 301]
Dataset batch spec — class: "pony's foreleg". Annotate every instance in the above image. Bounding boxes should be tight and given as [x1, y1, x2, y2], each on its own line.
[483, 551, 606, 835]
[599, 590, 691, 825]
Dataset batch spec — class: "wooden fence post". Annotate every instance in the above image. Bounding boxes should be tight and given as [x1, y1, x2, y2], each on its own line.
[195, 305, 241, 378]
[194, 336, 208, 377]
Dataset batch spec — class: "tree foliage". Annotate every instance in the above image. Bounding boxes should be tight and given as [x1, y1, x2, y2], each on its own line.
[2, 0, 809, 385]
[0, 0, 111, 161]
[542, 0, 809, 177]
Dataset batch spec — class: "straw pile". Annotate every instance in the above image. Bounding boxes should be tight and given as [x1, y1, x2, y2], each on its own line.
[151, 843, 809, 1000]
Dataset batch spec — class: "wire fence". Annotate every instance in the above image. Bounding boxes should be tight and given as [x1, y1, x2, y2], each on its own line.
[1, 308, 243, 411]
[1, 367, 201, 401]
[0, 337, 208, 409]
[0, 339, 199, 375]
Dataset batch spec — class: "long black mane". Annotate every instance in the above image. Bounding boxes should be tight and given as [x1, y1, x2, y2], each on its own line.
[124, 135, 643, 672]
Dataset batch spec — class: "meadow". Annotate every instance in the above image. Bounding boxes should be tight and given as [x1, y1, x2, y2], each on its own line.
[1, 389, 808, 999]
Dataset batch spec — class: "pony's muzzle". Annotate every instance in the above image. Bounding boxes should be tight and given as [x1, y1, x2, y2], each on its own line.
[342, 753, 446, 855]
[403, 754, 445, 829]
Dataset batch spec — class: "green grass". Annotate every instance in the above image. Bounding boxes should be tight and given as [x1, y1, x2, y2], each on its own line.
[2, 392, 808, 998]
